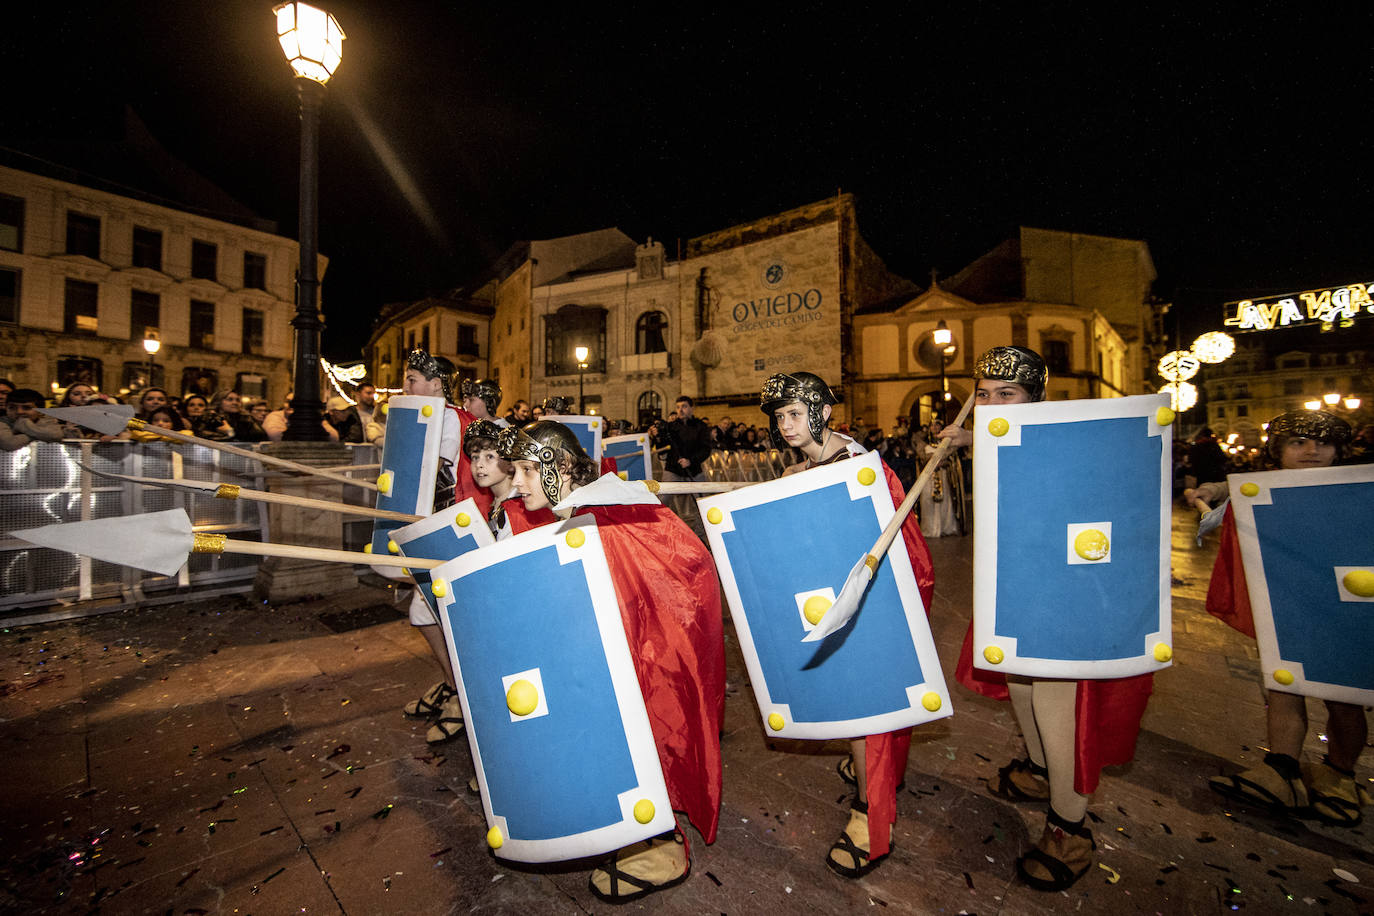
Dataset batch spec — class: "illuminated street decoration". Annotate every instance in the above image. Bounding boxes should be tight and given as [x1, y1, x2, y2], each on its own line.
[322, 358, 400, 404]
[1191, 331, 1235, 364]
[1157, 350, 1200, 383]
[1223, 282, 1374, 333]
[1159, 381, 1198, 412]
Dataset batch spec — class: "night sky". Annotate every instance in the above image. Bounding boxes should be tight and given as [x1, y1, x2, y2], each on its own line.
[5, 4, 1372, 361]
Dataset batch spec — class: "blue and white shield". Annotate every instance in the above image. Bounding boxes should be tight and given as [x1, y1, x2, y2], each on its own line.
[390, 499, 494, 616]
[429, 516, 673, 863]
[554, 415, 604, 461]
[972, 394, 1173, 679]
[699, 451, 950, 740]
[1228, 465, 1374, 705]
[602, 433, 652, 481]
[369, 395, 445, 578]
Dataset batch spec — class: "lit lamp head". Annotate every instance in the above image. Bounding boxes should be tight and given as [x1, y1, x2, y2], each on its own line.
[932, 320, 952, 348]
[274, 2, 346, 83]
[574, 345, 589, 366]
[142, 330, 161, 356]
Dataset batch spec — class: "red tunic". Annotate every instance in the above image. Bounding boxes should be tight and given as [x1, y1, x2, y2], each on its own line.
[1205, 506, 1256, 638]
[502, 497, 556, 534]
[449, 406, 493, 519]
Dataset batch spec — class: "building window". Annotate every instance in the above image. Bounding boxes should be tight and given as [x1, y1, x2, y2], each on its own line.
[235, 372, 267, 400]
[0, 268, 18, 324]
[636, 390, 663, 428]
[130, 290, 160, 341]
[455, 366, 477, 386]
[182, 368, 219, 398]
[1283, 379, 1302, 395]
[132, 226, 163, 271]
[190, 300, 215, 349]
[407, 330, 416, 352]
[1043, 338, 1071, 375]
[191, 240, 217, 280]
[243, 251, 267, 290]
[1213, 385, 1226, 401]
[1216, 406, 1226, 418]
[0, 194, 23, 252]
[242, 307, 264, 355]
[64, 279, 99, 335]
[545, 304, 606, 376]
[1237, 405, 1248, 417]
[122, 361, 163, 392]
[57, 356, 103, 390]
[66, 211, 101, 258]
[635, 311, 668, 354]
[1234, 383, 1249, 398]
[420, 325, 430, 354]
[456, 323, 478, 356]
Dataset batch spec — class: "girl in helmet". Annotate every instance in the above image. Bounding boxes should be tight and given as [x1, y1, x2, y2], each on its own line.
[760, 371, 936, 879]
[1207, 409, 1365, 826]
[945, 346, 1154, 892]
[499, 421, 725, 903]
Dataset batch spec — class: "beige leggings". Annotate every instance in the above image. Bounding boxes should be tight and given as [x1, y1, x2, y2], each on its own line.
[1008, 676, 1090, 822]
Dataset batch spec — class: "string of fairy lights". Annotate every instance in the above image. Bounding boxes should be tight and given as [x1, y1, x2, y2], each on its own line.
[321, 358, 401, 406]
[1156, 330, 1236, 412]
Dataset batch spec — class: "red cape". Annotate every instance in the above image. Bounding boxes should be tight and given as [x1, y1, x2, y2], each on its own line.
[502, 496, 556, 534]
[954, 630, 1153, 795]
[1205, 506, 1256, 638]
[449, 406, 493, 519]
[568, 502, 726, 846]
[863, 461, 935, 856]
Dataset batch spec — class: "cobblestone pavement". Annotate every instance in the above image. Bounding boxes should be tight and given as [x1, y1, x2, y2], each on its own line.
[1, 506, 1370, 914]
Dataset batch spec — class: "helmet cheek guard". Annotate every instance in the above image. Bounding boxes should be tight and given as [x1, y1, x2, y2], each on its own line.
[497, 421, 587, 506]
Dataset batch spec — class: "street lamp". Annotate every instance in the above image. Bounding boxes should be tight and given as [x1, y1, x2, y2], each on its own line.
[274, 1, 345, 441]
[142, 329, 161, 390]
[575, 345, 589, 414]
[932, 320, 954, 423]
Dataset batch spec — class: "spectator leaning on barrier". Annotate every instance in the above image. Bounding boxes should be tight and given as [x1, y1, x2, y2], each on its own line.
[322, 396, 364, 443]
[1, 388, 63, 450]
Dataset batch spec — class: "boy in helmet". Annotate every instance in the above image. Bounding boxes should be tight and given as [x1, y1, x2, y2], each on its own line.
[500, 421, 724, 903]
[1207, 409, 1367, 826]
[759, 371, 936, 879]
[461, 378, 508, 427]
[945, 345, 1154, 892]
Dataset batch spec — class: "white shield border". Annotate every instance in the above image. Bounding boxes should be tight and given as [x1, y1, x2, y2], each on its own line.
[972, 394, 1174, 678]
[603, 433, 652, 480]
[370, 395, 445, 578]
[555, 414, 604, 461]
[430, 515, 674, 862]
[391, 498, 495, 614]
[699, 450, 951, 740]
[1229, 464, 1374, 704]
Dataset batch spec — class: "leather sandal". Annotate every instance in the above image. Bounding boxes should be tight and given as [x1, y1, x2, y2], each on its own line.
[836, 754, 906, 792]
[826, 799, 888, 879]
[404, 681, 455, 718]
[1309, 759, 1363, 827]
[589, 829, 690, 902]
[1209, 754, 1308, 814]
[1017, 810, 1095, 892]
[989, 757, 1050, 803]
[425, 694, 465, 744]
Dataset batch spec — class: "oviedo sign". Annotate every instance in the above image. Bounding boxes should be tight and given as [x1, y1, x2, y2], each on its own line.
[730, 288, 825, 332]
[1224, 281, 1374, 332]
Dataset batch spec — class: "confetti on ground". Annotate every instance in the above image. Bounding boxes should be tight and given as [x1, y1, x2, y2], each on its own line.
[1098, 862, 1120, 884]
[963, 871, 974, 889]
[1196, 832, 1217, 843]
[1333, 868, 1359, 883]
[706, 871, 721, 886]
[372, 804, 394, 820]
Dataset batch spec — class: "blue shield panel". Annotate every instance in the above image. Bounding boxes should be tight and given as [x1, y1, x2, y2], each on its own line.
[391, 499, 495, 616]
[554, 415, 604, 461]
[369, 396, 445, 578]
[430, 517, 673, 862]
[699, 451, 950, 740]
[603, 433, 652, 481]
[972, 394, 1173, 679]
[1229, 465, 1374, 704]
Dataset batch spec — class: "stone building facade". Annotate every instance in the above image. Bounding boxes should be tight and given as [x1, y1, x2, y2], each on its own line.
[366, 295, 494, 391]
[0, 162, 308, 403]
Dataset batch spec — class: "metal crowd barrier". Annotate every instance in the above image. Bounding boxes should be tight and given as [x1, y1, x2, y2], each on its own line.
[0, 440, 380, 622]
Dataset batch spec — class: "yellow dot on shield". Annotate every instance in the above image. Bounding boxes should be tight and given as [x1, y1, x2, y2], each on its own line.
[363, 543, 373, 554]
[506, 679, 539, 716]
[638, 436, 645, 444]
[707, 507, 723, 525]
[1273, 669, 1295, 686]
[1155, 406, 1176, 426]
[401, 568, 410, 577]
[486, 826, 503, 849]
[988, 417, 1010, 437]
[645, 479, 661, 493]
[377, 471, 393, 495]
[1153, 643, 1172, 662]
[591, 420, 599, 429]
[456, 513, 470, 528]
[857, 467, 877, 486]
[633, 799, 655, 824]
[565, 529, 585, 548]
[421, 405, 434, 418]
[1240, 482, 1260, 498]
[983, 646, 1004, 665]
[618, 471, 628, 480]
[387, 540, 400, 554]
[921, 691, 942, 712]
[803, 595, 832, 625]
[1073, 529, 1110, 561]
[767, 712, 785, 731]
[1343, 569, 1374, 597]
[431, 579, 447, 598]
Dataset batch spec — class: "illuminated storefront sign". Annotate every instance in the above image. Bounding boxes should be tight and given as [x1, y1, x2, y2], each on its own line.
[1224, 282, 1374, 332]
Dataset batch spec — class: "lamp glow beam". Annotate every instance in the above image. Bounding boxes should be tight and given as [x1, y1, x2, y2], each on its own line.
[574, 345, 589, 415]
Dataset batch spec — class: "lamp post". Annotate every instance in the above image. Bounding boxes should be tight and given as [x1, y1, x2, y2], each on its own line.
[575, 345, 589, 414]
[932, 320, 953, 424]
[274, 2, 345, 441]
[142, 329, 161, 390]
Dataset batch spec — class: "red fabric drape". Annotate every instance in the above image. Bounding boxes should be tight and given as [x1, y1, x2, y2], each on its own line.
[449, 406, 493, 519]
[1205, 506, 1256, 638]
